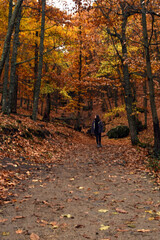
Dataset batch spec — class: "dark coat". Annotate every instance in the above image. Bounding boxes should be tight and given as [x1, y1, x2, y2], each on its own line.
[91, 119, 103, 134]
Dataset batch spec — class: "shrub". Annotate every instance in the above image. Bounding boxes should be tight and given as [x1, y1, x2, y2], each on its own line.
[107, 125, 129, 139]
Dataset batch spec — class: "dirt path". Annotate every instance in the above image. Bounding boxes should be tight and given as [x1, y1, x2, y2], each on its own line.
[0, 141, 160, 240]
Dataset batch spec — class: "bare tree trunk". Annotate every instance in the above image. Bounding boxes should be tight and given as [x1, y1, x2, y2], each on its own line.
[75, 2, 83, 131]
[32, 0, 46, 120]
[0, 0, 23, 77]
[121, 12, 139, 145]
[114, 87, 118, 108]
[141, 0, 160, 153]
[8, 7, 22, 113]
[2, 0, 13, 113]
[43, 93, 51, 121]
[143, 78, 148, 128]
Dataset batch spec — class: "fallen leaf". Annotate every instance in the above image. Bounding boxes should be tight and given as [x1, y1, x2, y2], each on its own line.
[94, 192, 99, 195]
[75, 224, 84, 228]
[40, 219, 48, 225]
[0, 218, 8, 223]
[145, 210, 153, 214]
[98, 209, 109, 213]
[112, 212, 118, 215]
[116, 208, 128, 214]
[137, 229, 151, 232]
[16, 229, 23, 234]
[127, 224, 136, 228]
[62, 214, 73, 218]
[117, 229, 129, 232]
[30, 233, 40, 240]
[100, 239, 110, 240]
[2, 232, 10, 236]
[100, 225, 110, 230]
[49, 221, 58, 229]
[12, 216, 24, 221]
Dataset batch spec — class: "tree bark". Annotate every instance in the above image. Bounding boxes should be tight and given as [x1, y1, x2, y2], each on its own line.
[8, 7, 22, 113]
[43, 93, 51, 121]
[121, 12, 139, 145]
[143, 78, 148, 128]
[2, 0, 13, 113]
[141, 0, 160, 153]
[0, 0, 23, 77]
[32, 0, 46, 120]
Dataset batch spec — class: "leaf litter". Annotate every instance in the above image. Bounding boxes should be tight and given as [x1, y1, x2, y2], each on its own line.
[0, 113, 160, 239]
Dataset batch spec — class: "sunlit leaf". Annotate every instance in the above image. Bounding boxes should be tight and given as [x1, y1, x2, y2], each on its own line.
[2, 232, 10, 236]
[137, 229, 151, 232]
[98, 209, 108, 213]
[62, 214, 72, 218]
[99, 225, 110, 230]
[16, 229, 23, 234]
[145, 210, 153, 214]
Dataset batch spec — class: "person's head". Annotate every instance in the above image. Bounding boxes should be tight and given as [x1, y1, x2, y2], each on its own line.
[95, 115, 100, 121]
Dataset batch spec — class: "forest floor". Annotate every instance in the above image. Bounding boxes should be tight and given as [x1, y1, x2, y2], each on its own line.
[0, 113, 160, 240]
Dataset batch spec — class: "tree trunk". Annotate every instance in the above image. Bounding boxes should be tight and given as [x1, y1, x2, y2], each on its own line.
[141, 0, 160, 153]
[43, 93, 51, 121]
[2, 0, 13, 113]
[114, 87, 118, 108]
[8, 6, 22, 113]
[106, 87, 112, 110]
[33, 31, 39, 100]
[143, 78, 148, 128]
[32, 0, 46, 121]
[0, 0, 23, 77]
[121, 13, 139, 145]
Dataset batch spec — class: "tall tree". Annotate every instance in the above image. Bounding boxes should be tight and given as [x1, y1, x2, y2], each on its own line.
[32, 0, 46, 120]
[95, 0, 139, 145]
[8, 6, 22, 113]
[0, 0, 23, 77]
[2, 0, 13, 113]
[141, 0, 160, 153]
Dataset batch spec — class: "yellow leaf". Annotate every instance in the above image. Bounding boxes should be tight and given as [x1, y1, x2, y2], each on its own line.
[156, 211, 160, 216]
[145, 210, 153, 214]
[100, 225, 110, 230]
[79, 187, 84, 189]
[112, 212, 118, 215]
[70, 178, 74, 181]
[98, 209, 109, 213]
[148, 217, 154, 221]
[2, 232, 10, 236]
[62, 214, 72, 218]
[94, 192, 99, 195]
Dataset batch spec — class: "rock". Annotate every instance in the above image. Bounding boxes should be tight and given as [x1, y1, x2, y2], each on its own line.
[107, 125, 129, 138]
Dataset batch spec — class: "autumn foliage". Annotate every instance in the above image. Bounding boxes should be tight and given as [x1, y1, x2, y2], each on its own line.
[0, 1, 160, 173]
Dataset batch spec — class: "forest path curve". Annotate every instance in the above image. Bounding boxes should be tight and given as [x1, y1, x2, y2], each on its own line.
[0, 138, 160, 240]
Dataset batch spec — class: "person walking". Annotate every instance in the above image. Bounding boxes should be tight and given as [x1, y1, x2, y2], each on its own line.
[91, 115, 103, 147]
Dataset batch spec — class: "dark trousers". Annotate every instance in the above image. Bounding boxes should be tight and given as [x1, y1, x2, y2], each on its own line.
[95, 133, 101, 145]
